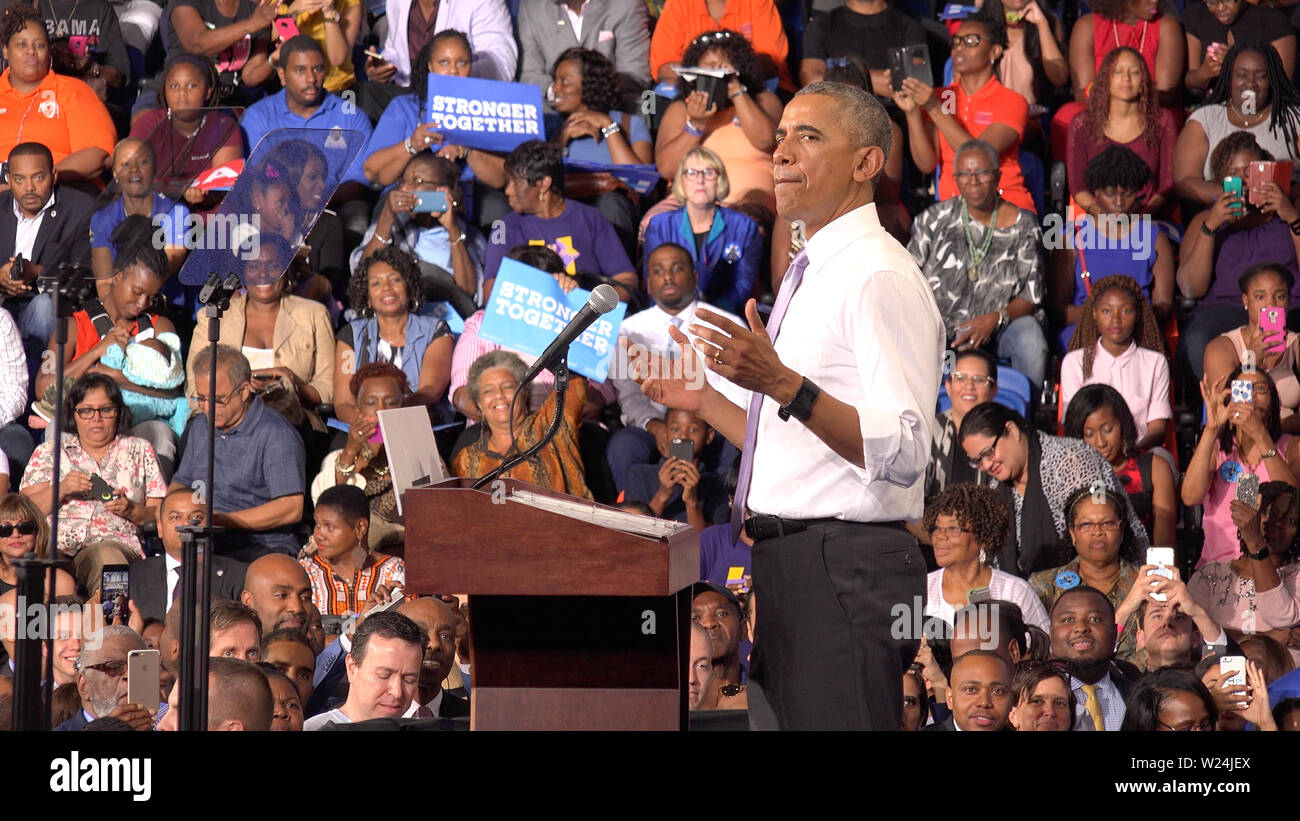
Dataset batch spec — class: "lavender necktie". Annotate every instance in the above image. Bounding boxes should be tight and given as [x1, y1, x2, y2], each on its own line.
[731, 250, 810, 537]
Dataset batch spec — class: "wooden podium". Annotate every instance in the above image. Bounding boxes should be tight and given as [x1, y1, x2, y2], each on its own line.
[403, 477, 699, 730]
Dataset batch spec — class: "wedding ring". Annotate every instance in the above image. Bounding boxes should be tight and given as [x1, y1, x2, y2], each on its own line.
[714, 353, 723, 366]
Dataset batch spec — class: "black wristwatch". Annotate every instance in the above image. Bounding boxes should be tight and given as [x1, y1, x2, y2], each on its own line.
[778, 377, 820, 422]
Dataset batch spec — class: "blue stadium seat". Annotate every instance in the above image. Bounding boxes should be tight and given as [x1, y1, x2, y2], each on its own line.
[937, 364, 1032, 417]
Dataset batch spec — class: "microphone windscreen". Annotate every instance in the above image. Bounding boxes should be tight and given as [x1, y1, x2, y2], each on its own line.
[589, 283, 621, 315]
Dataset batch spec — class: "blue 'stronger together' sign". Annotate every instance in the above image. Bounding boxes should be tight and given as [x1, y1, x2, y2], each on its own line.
[479, 258, 628, 382]
[425, 74, 545, 153]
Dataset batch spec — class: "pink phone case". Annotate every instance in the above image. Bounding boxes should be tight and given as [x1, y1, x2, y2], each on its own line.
[274, 18, 300, 40]
[1261, 306, 1287, 354]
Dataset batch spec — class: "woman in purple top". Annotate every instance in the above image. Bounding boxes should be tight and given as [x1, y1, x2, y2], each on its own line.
[1177, 131, 1300, 382]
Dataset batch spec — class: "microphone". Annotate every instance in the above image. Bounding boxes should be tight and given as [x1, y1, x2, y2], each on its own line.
[519, 284, 620, 385]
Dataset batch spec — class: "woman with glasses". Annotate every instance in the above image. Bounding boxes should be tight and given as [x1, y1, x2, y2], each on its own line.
[649, 4, 793, 91]
[907, 137, 1048, 391]
[19, 374, 167, 595]
[1030, 484, 1144, 662]
[1122, 667, 1221, 731]
[452, 350, 592, 499]
[0, 493, 49, 596]
[1185, 366, 1300, 568]
[925, 349, 999, 502]
[642, 147, 762, 315]
[1184, 0, 1294, 92]
[1063, 383, 1177, 547]
[922, 484, 1050, 630]
[1008, 660, 1076, 730]
[895, 13, 1036, 214]
[654, 30, 784, 220]
[959, 402, 1149, 577]
[1189, 480, 1300, 643]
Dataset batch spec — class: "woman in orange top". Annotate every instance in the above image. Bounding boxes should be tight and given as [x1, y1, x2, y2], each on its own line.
[655, 30, 783, 219]
[0, 6, 116, 181]
[895, 14, 1036, 214]
[650, 0, 792, 91]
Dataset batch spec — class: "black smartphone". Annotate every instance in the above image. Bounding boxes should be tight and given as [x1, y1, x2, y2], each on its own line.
[889, 45, 933, 92]
[10, 254, 23, 280]
[101, 564, 130, 621]
[88, 473, 116, 502]
[669, 438, 695, 462]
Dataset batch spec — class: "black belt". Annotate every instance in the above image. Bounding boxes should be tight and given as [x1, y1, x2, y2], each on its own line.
[743, 515, 905, 541]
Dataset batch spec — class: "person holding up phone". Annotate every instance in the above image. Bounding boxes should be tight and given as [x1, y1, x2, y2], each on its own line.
[623, 406, 729, 531]
[1177, 132, 1300, 386]
[1204, 263, 1300, 434]
[1185, 366, 1300, 569]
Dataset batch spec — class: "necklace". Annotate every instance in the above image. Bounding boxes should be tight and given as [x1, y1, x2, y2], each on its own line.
[961, 198, 1000, 282]
[45, 0, 83, 38]
[13, 90, 41, 145]
[1113, 18, 1149, 53]
[1230, 104, 1267, 127]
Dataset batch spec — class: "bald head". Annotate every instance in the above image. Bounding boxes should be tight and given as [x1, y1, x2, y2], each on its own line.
[398, 597, 459, 699]
[241, 555, 313, 633]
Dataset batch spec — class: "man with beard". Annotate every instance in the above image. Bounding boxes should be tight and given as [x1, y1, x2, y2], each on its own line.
[397, 597, 468, 718]
[607, 242, 748, 493]
[1049, 586, 1132, 731]
[691, 582, 746, 693]
[241, 554, 313, 634]
[55, 626, 155, 731]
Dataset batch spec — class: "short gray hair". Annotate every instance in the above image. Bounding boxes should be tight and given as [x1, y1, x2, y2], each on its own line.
[192, 343, 252, 388]
[956, 139, 999, 171]
[467, 350, 527, 406]
[794, 81, 892, 160]
[78, 625, 144, 669]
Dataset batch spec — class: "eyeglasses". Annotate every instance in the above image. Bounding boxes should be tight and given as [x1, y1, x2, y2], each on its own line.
[1157, 718, 1214, 732]
[929, 524, 972, 539]
[967, 432, 1002, 470]
[74, 405, 119, 419]
[951, 33, 985, 49]
[193, 384, 246, 409]
[691, 31, 735, 46]
[0, 521, 36, 537]
[1072, 519, 1121, 533]
[682, 168, 719, 181]
[81, 660, 128, 678]
[953, 168, 996, 184]
[949, 371, 996, 386]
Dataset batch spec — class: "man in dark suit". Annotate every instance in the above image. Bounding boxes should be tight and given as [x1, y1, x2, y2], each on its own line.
[1050, 586, 1134, 731]
[129, 488, 247, 624]
[921, 650, 1014, 732]
[0, 141, 96, 364]
[54, 626, 154, 731]
[398, 597, 468, 718]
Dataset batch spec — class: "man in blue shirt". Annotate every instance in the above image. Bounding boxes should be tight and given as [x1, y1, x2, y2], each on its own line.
[171, 344, 305, 561]
[240, 35, 373, 204]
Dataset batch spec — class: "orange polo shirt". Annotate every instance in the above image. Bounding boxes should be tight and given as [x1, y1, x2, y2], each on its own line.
[649, 0, 793, 91]
[0, 69, 116, 164]
[933, 75, 1034, 213]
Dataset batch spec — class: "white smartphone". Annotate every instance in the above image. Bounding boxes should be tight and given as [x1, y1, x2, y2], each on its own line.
[1146, 547, 1175, 602]
[1220, 655, 1248, 689]
[126, 649, 160, 708]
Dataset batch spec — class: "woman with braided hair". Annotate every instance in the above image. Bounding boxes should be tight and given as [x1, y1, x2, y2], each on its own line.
[1061, 274, 1171, 454]
[1174, 40, 1300, 207]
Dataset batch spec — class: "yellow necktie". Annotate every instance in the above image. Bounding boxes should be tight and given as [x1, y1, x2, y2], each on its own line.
[1081, 683, 1105, 732]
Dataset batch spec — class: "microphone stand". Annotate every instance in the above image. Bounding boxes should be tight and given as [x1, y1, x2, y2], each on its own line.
[176, 272, 238, 732]
[471, 356, 569, 490]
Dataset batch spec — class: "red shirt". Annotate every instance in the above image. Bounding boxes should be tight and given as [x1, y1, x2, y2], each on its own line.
[934, 75, 1034, 212]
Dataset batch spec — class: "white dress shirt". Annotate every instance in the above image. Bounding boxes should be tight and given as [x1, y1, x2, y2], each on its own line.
[1070, 673, 1126, 731]
[561, 0, 591, 40]
[12, 190, 55, 261]
[164, 553, 181, 608]
[0, 307, 28, 426]
[612, 298, 751, 430]
[746, 204, 946, 522]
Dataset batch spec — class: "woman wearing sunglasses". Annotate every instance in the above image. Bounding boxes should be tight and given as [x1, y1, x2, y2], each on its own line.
[958, 401, 1150, 578]
[19, 374, 167, 596]
[894, 12, 1036, 214]
[0, 493, 49, 596]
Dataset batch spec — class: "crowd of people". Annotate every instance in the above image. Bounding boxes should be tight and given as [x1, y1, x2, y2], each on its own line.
[0, 0, 1295, 732]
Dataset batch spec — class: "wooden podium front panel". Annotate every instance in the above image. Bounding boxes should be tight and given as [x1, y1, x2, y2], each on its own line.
[471, 689, 680, 731]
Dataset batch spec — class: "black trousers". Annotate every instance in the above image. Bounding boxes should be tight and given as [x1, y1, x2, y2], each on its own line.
[747, 520, 925, 731]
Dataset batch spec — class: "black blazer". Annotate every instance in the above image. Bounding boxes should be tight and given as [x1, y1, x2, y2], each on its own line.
[921, 716, 956, 732]
[439, 690, 469, 719]
[0, 186, 96, 273]
[129, 554, 248, 624]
